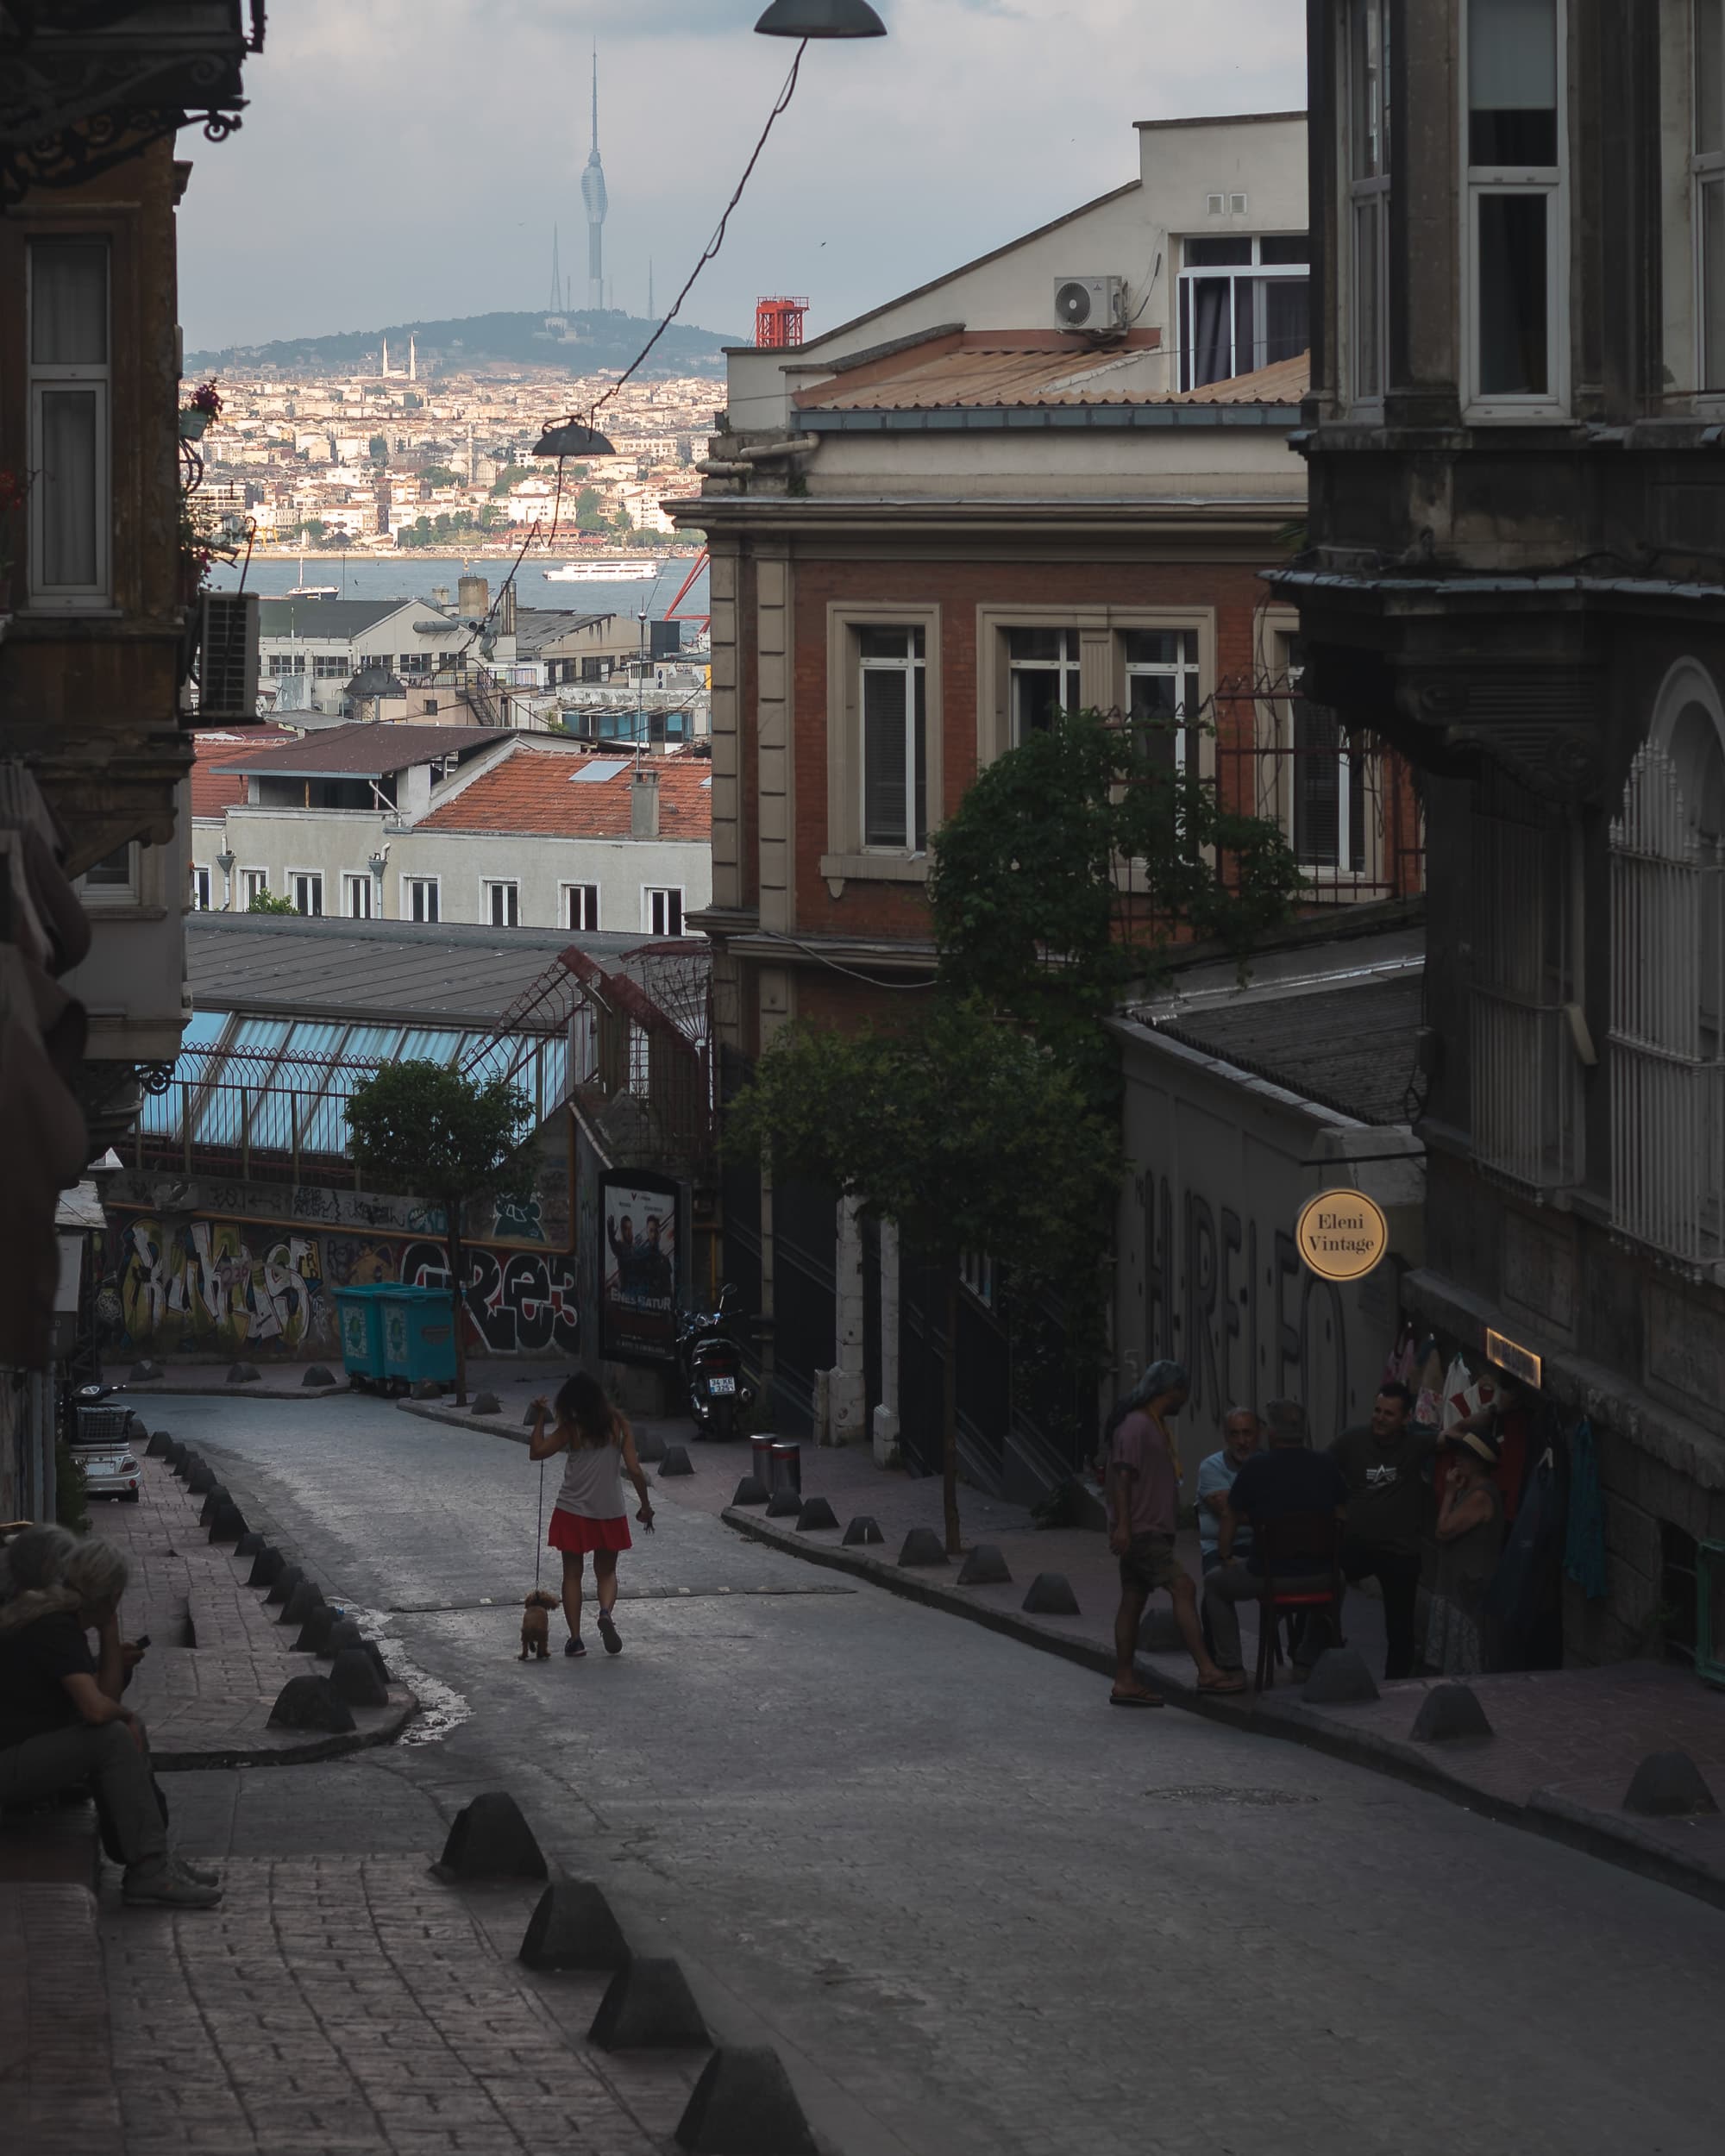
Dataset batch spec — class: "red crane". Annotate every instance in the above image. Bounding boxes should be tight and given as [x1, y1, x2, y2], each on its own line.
[755, 296, 808, 348]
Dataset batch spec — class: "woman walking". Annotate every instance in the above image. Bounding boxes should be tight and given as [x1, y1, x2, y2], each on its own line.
[529, 1372, 654, 1658]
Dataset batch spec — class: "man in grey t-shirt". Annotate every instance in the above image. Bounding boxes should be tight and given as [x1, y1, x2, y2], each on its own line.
[1197, 1407, 1264, 1574]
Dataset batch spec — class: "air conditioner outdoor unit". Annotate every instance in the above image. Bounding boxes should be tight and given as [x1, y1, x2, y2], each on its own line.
[1053, 275, 1127, 332]
[198, 590, 260, 722]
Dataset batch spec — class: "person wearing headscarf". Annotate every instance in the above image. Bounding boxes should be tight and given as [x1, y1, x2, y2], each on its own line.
[1103, 1361, 1243, 1705]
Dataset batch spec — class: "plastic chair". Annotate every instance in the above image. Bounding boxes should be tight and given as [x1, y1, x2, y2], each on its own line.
[1252, 1512, 1346, 1693]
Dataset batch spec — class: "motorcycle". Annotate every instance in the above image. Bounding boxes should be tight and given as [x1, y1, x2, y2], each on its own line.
[676, 1284, 762, 1441]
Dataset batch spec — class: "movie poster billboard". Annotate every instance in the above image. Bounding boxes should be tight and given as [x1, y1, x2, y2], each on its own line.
[598, 1171, 680, 1364]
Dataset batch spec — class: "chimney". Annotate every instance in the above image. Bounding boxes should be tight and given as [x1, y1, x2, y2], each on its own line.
[630, 765, 660, 839]
[499, 581, 518, 637]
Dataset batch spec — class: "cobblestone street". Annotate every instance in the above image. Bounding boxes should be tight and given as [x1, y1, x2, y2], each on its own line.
[83, 1390, 1716, 2156]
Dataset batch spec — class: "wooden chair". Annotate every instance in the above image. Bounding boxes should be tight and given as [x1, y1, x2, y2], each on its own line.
[1252, 1512, 1346, 1693]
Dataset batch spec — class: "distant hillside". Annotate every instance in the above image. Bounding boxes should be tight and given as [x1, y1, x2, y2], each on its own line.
[186, 308, 737, 379]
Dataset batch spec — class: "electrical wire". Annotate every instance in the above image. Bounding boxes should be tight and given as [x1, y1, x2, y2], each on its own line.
[557, 39, 811, 445]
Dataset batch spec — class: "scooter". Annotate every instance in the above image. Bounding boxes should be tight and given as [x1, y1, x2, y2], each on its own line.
[676, 1285, 759, 1441]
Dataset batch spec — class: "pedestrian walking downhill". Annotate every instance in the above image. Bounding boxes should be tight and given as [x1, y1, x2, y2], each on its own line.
[529, 1372, 655, 1659]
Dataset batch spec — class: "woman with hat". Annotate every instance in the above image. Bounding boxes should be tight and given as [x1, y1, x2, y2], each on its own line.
[1425, 1426, 1505, 1676]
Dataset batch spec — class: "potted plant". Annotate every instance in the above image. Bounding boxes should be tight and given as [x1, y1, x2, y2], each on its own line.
[179, 378, 223, 441]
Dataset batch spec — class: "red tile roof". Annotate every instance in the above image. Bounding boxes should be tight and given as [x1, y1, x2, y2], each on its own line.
[190, 727, 298, 818]
[417, 744, 712, 840]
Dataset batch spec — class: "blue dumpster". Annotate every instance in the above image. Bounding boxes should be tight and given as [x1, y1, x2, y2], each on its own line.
[336, 1283, 390, 1388]
[378, 1283, 458, 1389]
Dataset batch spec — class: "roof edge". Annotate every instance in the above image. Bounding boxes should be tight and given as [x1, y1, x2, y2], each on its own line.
[1133, 110, 1308, 131]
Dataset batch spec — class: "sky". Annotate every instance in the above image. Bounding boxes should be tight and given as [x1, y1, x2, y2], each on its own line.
[177, 0, 1307, 354]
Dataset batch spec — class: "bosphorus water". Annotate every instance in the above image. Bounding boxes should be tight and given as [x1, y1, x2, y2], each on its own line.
[207, 549, 709, 624]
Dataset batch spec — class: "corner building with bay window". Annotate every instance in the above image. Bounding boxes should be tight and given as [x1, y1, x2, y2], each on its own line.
[1281, 0, 1725, 1667]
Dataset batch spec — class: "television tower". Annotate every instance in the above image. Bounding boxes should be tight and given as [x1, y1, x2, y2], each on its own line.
[580, 46, 607, 312]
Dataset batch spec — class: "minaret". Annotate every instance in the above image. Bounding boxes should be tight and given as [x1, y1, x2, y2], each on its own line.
[381, 335, 389, 378]
[408, 333, 417, 383]
[580, 45, 607, 312]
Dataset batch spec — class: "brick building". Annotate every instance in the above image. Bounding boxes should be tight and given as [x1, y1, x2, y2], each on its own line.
[681, 112, 1422, 1485]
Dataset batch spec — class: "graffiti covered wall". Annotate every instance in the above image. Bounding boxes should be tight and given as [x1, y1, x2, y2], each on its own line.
[100, 1126, 579, 1360]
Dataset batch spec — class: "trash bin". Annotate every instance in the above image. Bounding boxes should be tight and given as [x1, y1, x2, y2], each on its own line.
[335, 1284, 388, 1389]
[769, 1439, 801, 1496]
[378, 1284, 458, 1391]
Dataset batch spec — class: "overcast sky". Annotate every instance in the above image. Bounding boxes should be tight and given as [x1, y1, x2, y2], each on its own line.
[178, 1, 1306, 354]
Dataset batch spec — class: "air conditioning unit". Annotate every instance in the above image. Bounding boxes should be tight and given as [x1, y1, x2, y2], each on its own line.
[198, 591, 260, 722]
[1053, 275, 1127, 332]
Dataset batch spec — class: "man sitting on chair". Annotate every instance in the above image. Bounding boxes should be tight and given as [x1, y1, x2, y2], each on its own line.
[1201, 1398, 1350, 1686]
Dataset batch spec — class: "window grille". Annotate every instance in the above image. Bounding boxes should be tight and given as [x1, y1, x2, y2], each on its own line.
[1609, 743, 1725, 1260]
[1470, 768, 1582, 1188]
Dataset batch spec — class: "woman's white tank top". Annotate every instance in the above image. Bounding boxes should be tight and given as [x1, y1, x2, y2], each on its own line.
[555, 1436, 626, 1520]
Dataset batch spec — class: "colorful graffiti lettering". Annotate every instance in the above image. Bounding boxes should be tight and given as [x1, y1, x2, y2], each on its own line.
[399, 1241, 579, 1355]
[491, 1194, 544, 1243]
[119, 1218, 330, 1354]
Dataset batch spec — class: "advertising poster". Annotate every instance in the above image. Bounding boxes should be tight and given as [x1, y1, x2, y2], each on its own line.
[598, 1171, 680, 1363]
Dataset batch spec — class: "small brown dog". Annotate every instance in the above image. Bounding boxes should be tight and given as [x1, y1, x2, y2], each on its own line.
[519, 1589, 559, 1660]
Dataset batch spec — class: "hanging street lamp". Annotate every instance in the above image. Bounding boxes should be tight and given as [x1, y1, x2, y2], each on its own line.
[755, 0, 888, 34]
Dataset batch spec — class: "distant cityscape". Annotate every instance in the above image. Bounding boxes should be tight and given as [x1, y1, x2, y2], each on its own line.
[188, 351, 717, 556]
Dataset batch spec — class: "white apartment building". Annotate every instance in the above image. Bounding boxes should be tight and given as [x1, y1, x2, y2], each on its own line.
[191, 725, 712, 937]
[258, 596, 472, 718]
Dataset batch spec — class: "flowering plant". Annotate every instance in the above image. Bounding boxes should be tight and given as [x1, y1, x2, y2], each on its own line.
[188, 379, 223, 421]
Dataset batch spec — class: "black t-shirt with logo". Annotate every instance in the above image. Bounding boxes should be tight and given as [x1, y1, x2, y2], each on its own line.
[0, 1610, 95, 1749]
[1327, 1424, 1438, 1556]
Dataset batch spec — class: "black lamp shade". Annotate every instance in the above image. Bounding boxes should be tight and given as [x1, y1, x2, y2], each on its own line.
[756, 0, 888, 34]
[532, 421, 617, 458]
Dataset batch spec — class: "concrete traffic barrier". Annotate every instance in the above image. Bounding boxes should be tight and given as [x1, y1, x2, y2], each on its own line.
[674, 2046, 819, 2155]
[518, 1879, 630, 1971]
[267, 1674, 355, 1734]
[410, 1379, 442, 1400]
[280, 1579, 325, 1627]
[956, 1545, 1011, 1586]
[433, 1792, 548, 1883]
[146, 1429, 172, 1457]
[731, 1476, 769, 1507]
[471, 1391, 501, 1414]
[1622, 1750, 1719, 1817]
[1021, 1572, 1080, 1616]
[589, 1958, 711, 2051]
[227, 1363, 261, 1384]
[325, 1617, 364, 1655]
[129, 1360, 164, 1382]
[235, 1531, 266, 1558]
[633, 1428, 668, 1463]
[897, 1528, 948, 1567]
[264, 1563, 304, 1607]
[248, 1546, 285, 1589]
[187, 1461, 217, 1495]
[302, 1364, 336, 1387]
[657, 1445, 693, 1477]
[795, 1497, 839, 1532]
[208, 1501, 248, 1545]
[842, 1516, 883, 1547]
[765, 1489, 801, 1518]
[294, 1604, 339, 1655]
[1301, 1647, 1380, 1705]
[1410, 1683, 1494, 1741]
[198, 1484, 229, 1526]
[329, 1646, 390, 1708]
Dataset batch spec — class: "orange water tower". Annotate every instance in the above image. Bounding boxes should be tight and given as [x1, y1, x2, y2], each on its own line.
[755, 295, 809, 348]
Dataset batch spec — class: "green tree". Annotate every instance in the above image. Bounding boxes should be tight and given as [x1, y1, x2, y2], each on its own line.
[574, 486, 604, 530]
[246, 887, 298, 915]
[420, 464, 461, 488]
[344, 1062, 532, 1405]
[612, 505, 633, 533]
[489, 463, 533, 497]
[368, 433, 388, 461]
[726, 1001, 1119, 1554]
[927, 707, 1302, 1098]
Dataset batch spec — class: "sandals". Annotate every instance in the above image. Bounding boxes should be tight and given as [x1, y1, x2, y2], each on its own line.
[1109, 1689, 1164, 1709]
[1197, 1672, 1248, 1695]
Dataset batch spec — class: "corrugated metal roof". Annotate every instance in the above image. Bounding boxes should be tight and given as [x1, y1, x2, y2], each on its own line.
[187, 912, 654, 1025]
[801, 342, 1308, 413]
[1155, 972, 1422, 1125]
[210, 722, 501, 779]
[257, 597, 413, 638]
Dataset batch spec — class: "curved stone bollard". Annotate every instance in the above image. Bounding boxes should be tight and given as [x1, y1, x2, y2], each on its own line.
[842, 1516, 884, 1547]
[674, 2046, 819, 2156]
[1021, 1573, 1080, 1616]
[956, 1545, 1011, 1587]
[1409, 1683, 1494, 1742]
[590, 1958, 711, 2051]
[897, 1528, 948, 1567]
[433, 1792, 548, 1883]
[329, 1646, 390, 1708]
[518, 1878, 630, 1971]
[268, 1674, 355, 1734]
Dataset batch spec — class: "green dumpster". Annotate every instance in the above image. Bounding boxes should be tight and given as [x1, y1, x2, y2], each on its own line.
[378, 1283, 459, 1390]
[335, 1283, 389, 1389]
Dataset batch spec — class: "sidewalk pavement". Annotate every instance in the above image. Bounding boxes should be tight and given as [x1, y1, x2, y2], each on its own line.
[643, 1432, 1725, 1908]
[94, 1450, 414, 1769]
[105, 1361, 348, 1401]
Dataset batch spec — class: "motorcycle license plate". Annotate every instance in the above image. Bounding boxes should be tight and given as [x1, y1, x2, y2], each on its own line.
[708, 1376, 737, 1395]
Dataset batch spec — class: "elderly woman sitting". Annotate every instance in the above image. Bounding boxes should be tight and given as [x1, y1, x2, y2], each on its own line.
[0, 1526, 221, 1907]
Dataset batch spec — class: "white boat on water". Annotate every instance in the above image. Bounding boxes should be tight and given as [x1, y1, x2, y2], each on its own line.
[283, 547, 338, 599]
[546, 556, 661, 583]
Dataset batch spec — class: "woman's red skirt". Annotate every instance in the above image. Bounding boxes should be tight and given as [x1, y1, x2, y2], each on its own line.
[548, 1507, 631, 1554]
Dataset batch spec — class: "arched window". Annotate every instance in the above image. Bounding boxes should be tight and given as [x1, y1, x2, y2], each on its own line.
[1609, 662, 1725, 1261]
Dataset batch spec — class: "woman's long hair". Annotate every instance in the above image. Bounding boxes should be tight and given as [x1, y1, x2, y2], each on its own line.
[555, 1370, 621, 1450]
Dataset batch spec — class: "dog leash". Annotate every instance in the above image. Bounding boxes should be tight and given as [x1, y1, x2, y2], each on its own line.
[535, 1456, 545, 1594]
